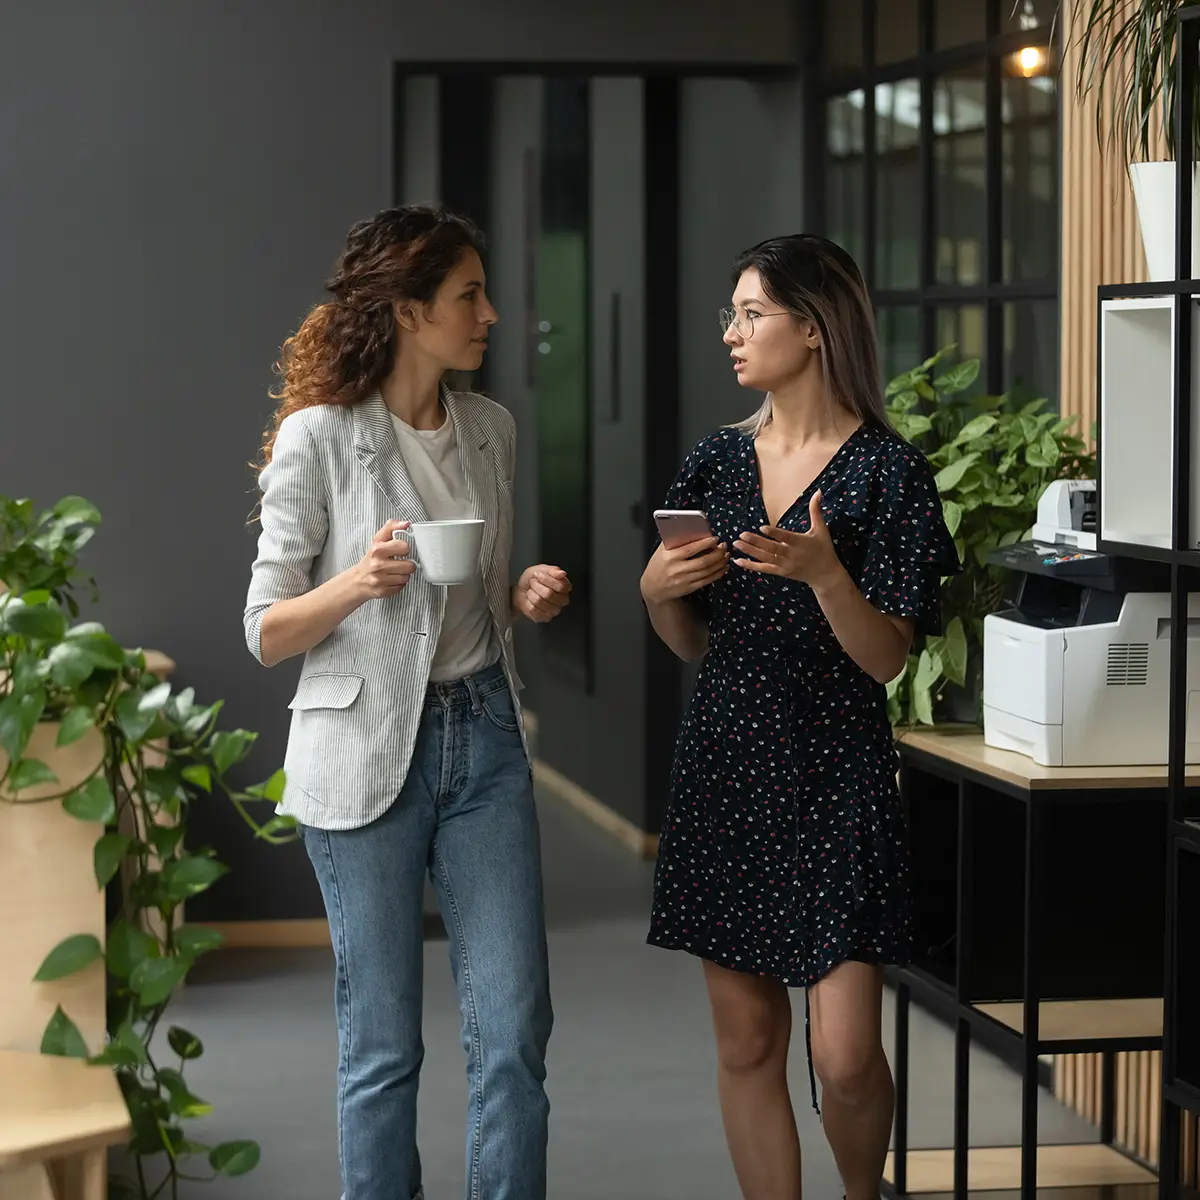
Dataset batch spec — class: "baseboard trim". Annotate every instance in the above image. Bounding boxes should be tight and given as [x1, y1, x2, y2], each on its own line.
[210, 913, 446, 949]
[210, 919, 331, 948]
[532, 758, 659, 860]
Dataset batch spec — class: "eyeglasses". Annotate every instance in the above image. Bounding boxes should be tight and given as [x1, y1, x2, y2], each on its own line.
[719, 307, 790, 340]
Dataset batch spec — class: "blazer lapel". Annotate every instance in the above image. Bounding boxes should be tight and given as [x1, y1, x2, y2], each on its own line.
[352, 391, 430, 521]
[444, 389, 505, 618]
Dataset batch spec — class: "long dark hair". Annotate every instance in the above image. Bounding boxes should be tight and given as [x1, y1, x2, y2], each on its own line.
[257, 204, 485, 469]
[729, 234, 890, 436]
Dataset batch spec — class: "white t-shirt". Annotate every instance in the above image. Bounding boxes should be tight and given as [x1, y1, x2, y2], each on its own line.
[390, 407, 498, 682]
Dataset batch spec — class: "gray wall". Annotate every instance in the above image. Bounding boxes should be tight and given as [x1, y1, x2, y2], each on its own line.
[679, 78, 807, 450]
[0, 1, 798, 920]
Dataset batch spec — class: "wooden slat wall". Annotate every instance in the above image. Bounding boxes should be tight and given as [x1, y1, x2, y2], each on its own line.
[1058, 0, 1160, 438]
[1051, 7, 1191, 1181]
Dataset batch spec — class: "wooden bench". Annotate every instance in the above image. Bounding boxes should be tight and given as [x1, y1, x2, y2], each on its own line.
[0, 1050, 129, 1200]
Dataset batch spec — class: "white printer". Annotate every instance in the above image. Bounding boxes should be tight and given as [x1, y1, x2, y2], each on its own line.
[982, 480, 1200, 767]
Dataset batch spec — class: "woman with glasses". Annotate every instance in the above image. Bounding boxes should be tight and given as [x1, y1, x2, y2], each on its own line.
[639, 234, 959, 1200]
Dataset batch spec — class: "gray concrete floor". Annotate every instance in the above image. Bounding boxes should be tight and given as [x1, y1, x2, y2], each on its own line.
[144, 788, 1103, 1198]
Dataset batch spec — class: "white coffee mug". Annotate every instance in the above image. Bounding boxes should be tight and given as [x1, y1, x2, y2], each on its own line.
[393, 520, 484, 586]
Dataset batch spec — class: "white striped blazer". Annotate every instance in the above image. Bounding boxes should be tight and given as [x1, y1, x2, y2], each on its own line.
[243, 385, 526, 830]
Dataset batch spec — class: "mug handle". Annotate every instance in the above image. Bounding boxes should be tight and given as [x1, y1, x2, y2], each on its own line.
[392, 525, 418, 567]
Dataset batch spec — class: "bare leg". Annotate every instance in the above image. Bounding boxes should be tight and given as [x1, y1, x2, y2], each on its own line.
[703, 960, 803, 1200]
[809, 962, 893, 1200]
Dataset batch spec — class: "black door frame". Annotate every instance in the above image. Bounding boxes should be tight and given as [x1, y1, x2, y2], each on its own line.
[391, 58, 798, 834]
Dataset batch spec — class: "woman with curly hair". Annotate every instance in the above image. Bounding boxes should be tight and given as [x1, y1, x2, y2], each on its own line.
[244, 205, 570, 1200]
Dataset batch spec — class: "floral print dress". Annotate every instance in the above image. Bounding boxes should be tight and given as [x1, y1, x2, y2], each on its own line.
[646, 423, 961, 1110]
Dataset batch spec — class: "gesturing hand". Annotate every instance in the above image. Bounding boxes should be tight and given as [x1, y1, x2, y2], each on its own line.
[513, 565, 572, 623]
[733, 490, 843, 589]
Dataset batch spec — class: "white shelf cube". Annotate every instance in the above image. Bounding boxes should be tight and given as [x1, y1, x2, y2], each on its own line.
[1099, 296, 1200, 551]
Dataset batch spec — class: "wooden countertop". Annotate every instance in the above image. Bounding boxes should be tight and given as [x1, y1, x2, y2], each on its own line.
[0, 1050, 129, 1168]
[896, 725, 1200, 791]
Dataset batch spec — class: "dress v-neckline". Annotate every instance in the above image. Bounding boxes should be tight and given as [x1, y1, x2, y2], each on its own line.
[748, 424, 865, 528]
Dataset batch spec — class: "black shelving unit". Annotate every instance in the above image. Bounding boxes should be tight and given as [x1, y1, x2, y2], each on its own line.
[884, 732, 1168, 1200]
[1095, 9, 1200, 1198]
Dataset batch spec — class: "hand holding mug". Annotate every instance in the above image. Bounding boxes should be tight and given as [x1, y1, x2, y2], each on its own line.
[640, 536, 729, 604]
[355, 520, 418, 599]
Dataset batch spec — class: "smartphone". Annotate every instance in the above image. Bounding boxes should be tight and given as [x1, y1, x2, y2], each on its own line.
[653, 509, 714, 551]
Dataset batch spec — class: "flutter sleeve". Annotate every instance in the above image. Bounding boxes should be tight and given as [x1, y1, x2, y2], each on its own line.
[858, 440, 962, 638]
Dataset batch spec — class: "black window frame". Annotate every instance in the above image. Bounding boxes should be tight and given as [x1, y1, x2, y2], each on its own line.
[804, 0, 1061, 396]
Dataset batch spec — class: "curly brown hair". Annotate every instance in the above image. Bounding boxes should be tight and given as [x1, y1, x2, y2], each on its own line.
[257, 204, 485, 469]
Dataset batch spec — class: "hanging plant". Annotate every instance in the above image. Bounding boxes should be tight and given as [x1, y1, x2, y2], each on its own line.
[0, 491, 295, 1198]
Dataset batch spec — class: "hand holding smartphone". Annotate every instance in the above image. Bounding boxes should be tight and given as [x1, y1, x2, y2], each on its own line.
[653, 509, 714, 551]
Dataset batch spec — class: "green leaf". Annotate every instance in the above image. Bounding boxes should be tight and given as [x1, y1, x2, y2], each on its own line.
[56, 705, 96, 747]
[137, 681, 172, 713]
[175, 924, 226, 960]
[94, 832, 134, 887]
[210, 1140, 261, 1177]
[933, 453, 980, 493]
[900, 414, 934, 437]
[913, 682, 935, 726]
[0, 689, 45, 760]
[246, 768, 287, 804]
[159, 1068, 214, 1119]
[913, 648, 943, 694]
[932, 358, 980, 395]
[34, 934, 102, 982]
[4, 599, 67, 641]
[941, 617, 969, 687]
[88, 1042, 144, 1069]
[941, 499, 963, 538]
[254, 813, 299, 841]
[63, 625, 126, 669]
[162, 855, 229, 901]
[209, 729, 256, 776]
[40, 1005, 89, 1059]
[1025, 443, 1052, 469]
[148, 823, 186, 858]
[168, 1026, 205, 1061]
[63, 775, 115, 823]
[182, 764, 212, 792]
[129, 956, 189, 1007]
[116, 689, 156, 743]
[953, 413, 998, 445]
[52, 496, 102, 525]
[107, 920, 158, 980]
[115, 1016, 149, 1065]
[1040, 430, 1060, 466]
[7, 757, 58, 791]
[45, 642, 97, 688]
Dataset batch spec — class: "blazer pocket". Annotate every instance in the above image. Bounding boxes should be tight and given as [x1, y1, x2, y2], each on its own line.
[288, 672, 365, 711]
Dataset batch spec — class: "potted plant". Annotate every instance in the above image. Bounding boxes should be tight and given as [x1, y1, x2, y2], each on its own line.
[0, 492, 296, 1198]
[884, 348, 1095, 727]
[1068, 0, 1199, 279]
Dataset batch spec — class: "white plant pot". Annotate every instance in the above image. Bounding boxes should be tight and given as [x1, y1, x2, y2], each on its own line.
[0, 723, 107, 1054]
[1129, 161, 1200, 281]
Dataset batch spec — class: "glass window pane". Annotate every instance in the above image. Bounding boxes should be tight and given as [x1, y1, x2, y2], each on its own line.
[877, 305, 921, 387]
[825, 1, 864, 70]
[826, 92, 866, 267]
[936, 0, 985, 48]
[875, 80, 921, 289]
[936, 305, 986, 392]
[876, 0, 918, 65]
[1001, 0, 1056, 35]
[1004, 299, 1057, 402]
[1002, 58, 1058, 283]
[933, 65, 987, 286]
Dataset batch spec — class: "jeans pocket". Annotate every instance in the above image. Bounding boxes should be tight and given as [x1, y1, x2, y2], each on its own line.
[479, 683, 521, 734]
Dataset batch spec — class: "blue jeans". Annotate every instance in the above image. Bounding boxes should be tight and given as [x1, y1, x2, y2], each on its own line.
[301, 663, 552, 1200]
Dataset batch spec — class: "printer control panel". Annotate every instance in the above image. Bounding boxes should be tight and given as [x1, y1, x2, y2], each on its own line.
[988, 541, 1106, 579]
